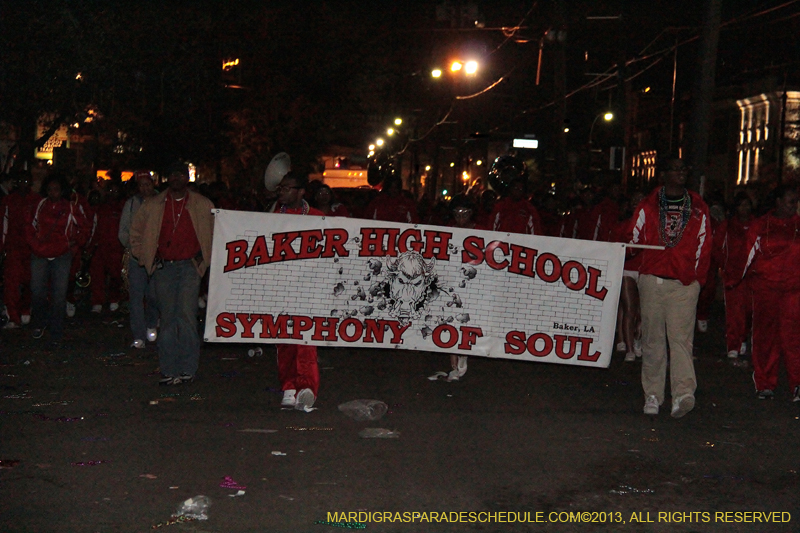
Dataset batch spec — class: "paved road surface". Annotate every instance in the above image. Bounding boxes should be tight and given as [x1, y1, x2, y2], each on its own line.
[0, 304, 798, 532]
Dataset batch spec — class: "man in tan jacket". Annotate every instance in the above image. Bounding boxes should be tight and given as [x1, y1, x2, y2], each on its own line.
[130, 163, 214, 385]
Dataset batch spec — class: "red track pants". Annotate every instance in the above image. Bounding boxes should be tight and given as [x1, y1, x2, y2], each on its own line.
[89, 248, 123, 305]
[276, 344, 319, 397]
[696, 265, 718, 321]
[723, 279, 752, 353]
[751, 282, 800, 391]
[3, 250, 31, 323]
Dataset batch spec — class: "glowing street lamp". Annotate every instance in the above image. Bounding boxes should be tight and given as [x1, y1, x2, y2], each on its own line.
[386, 128, 395, 136]
[450, 61, 463, 72]
[376, 138, 385, 147]
[394, 118, 403, 126]
[589, 111, 614, 145]
[431, 69, 442, 78]
[465, 60, 478, 75]
[368, 144, 375, 151]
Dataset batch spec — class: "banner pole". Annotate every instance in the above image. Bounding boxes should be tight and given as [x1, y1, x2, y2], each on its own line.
[625, 243, 667, 250]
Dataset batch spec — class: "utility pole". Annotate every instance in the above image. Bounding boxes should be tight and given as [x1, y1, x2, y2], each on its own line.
[553, 0, 568, 189]
[687, 0, 722, 194]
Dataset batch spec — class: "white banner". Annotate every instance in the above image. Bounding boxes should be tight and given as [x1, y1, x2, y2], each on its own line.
[204, 210, 625, 368]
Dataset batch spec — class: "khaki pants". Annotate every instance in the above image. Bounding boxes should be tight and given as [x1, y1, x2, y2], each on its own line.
[638, 274, 700, 404]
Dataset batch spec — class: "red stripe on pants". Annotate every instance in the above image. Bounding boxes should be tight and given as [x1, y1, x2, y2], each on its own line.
[276, 344, 319, 397]
[723, 279, 751, 353]
[751, 282, 800, 391]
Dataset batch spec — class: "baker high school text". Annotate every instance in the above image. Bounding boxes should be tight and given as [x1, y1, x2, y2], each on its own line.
[222, 227, 608, 301]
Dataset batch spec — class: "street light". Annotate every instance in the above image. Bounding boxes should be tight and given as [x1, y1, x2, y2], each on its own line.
[394, 118, 403, 126]
[431, 69, 442, 78]
[588, 111, 614, 145]
[376, 138, 385, 147]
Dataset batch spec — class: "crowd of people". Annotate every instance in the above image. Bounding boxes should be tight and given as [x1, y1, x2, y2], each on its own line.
[1, 155, 799, 416]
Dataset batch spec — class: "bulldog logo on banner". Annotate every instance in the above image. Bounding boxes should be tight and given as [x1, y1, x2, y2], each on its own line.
[204, 210, 625, 368]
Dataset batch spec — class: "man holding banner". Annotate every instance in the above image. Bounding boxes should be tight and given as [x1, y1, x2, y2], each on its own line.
[629, 157, 711, 418]
[273, 171, 324, 411]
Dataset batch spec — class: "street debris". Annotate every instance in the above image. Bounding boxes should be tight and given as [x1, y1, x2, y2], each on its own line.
[174, 495, 210, 520]
[338, 399, 388, 421]
[220, 476, 246, 490]
[358, 428, 400, 439]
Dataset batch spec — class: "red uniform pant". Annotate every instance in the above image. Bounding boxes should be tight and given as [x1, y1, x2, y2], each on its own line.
[751, 282, 800, 391]
[3, 250, 32, 323]
[723, 279, 751, 353]
[90, 248, 124, 306]
[696, 264, 718, 321]
[276, 344, 319, 397]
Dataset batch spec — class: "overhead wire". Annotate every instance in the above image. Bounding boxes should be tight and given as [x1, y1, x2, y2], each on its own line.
[500, 0, 800, 128]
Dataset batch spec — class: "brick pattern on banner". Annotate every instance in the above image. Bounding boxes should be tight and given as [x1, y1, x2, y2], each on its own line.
[204, 210, 625, 368]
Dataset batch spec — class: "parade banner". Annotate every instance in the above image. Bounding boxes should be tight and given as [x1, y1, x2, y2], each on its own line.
[204, 209, 626, 368]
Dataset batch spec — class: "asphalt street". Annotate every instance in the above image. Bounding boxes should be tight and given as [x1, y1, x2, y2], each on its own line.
[0, 302, 798, 533]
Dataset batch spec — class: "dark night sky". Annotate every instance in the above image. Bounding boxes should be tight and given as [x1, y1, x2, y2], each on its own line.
[1, 0, 798, 171]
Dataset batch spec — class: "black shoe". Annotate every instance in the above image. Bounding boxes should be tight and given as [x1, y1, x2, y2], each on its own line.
[756, 389, 774, 400]
[32, 327, 46, 339]
[171, 374, 194, 385]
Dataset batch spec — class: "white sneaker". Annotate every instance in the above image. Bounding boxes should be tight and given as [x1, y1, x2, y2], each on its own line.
[66, 302, 76, 317]
[21, 314, 31, 325]
[109, 302, 119, 312]
[281, 389, 297, 408]
[643, 395, 660, 415]
[448, 355, 468, 381]
[295, 388, 316, 411]
[130, 339, 145, 349]
[727, 350, 739, 359]
[633, 338, 642, 357]
[739, 342, 747, 355]
[624, 352, 636, 362]
[616, 341, 627, 353]
[2, 321, 19, 330]
[91, 304, 102, 314]
[697, 320, 708, 333]
[671, 394, 695, 418]
[146, 328, 158, 342]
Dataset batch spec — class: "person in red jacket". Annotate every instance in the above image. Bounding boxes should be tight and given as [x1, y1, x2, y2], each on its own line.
[489, 178, 542, 235]
[87, 183, 126, 313]
[311, 183, 350, 217]
[627, 157, 711, 418]
[614, 191, 645, 362]
[741, 185, 800, 401]
[428, 194, 485, 383]
[65, 189, 95, 317]
[589, 184, 622, 242]
[273, 171, 324, 411]
[364, 176, 418, 224]
[26, 174, 91, 341]
[714, 193, 753, 359]
[0, 171, 40, 329]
